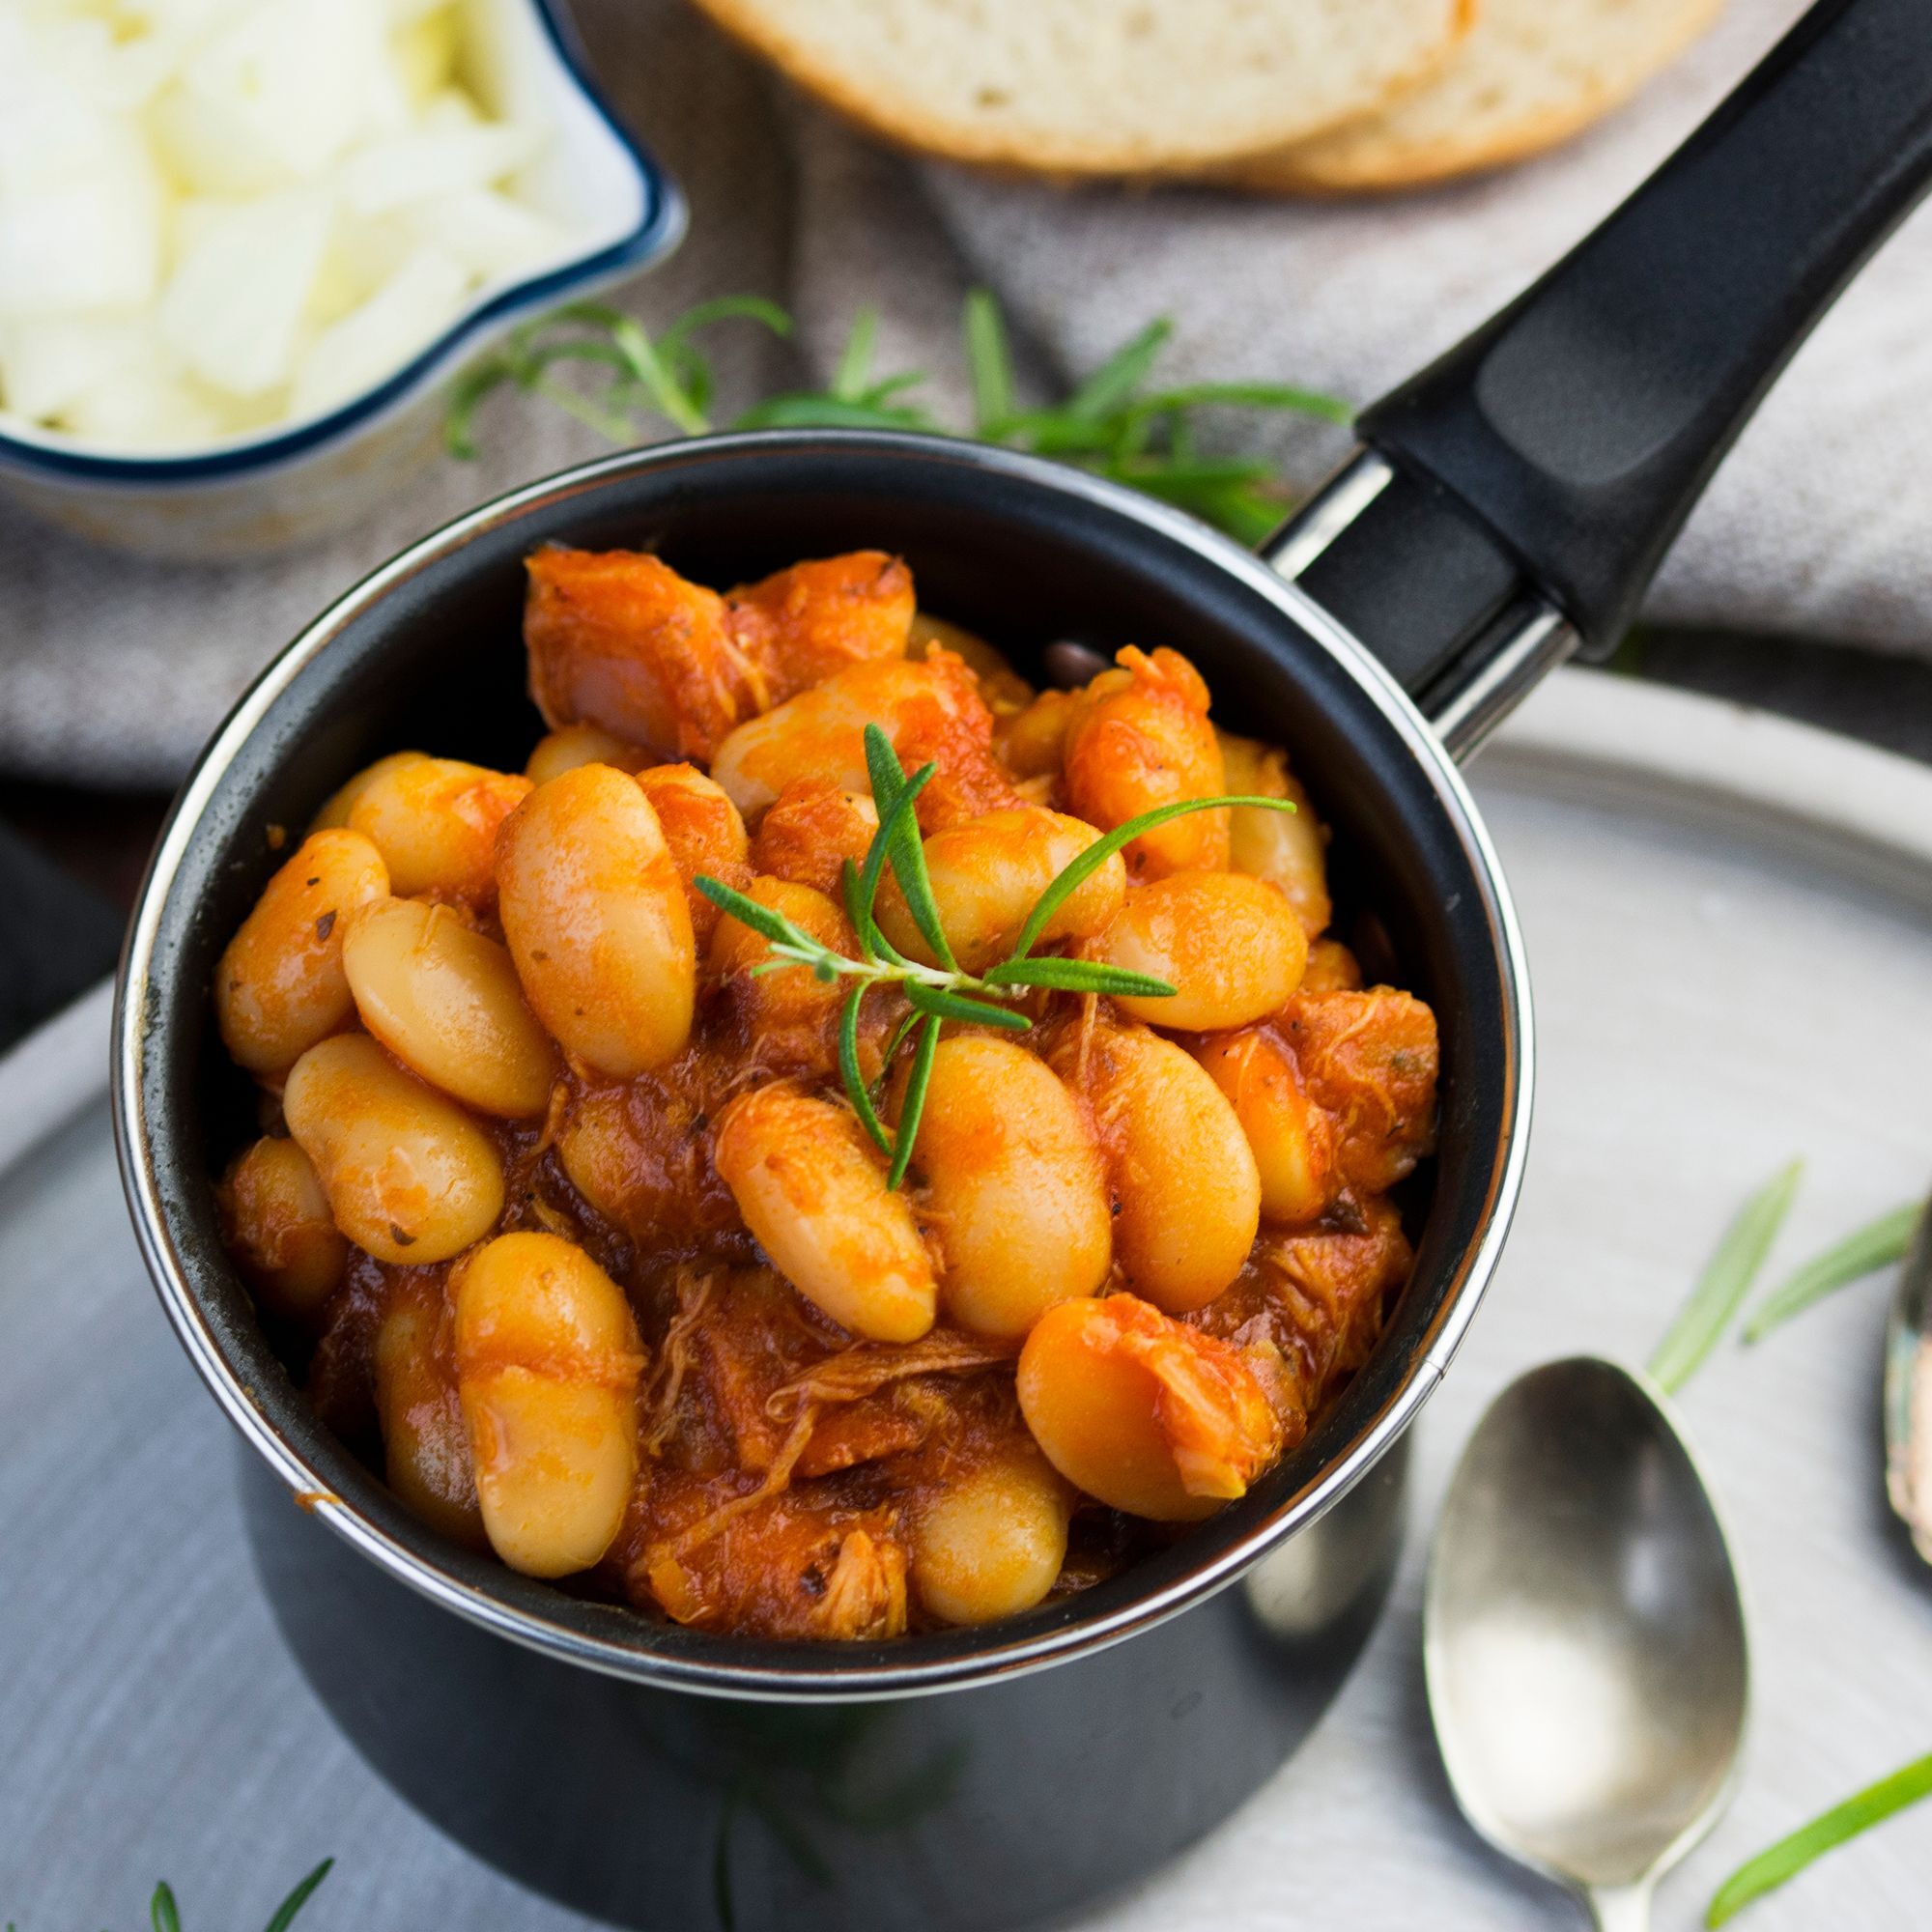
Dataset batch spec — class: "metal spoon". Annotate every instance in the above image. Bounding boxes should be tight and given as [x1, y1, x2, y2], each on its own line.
[1426, 1356, 1749, 1931]
[1883, 1206, 1932, 1562]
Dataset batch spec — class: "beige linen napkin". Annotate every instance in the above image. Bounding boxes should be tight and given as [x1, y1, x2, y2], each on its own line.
[2, 0, 1923, 787]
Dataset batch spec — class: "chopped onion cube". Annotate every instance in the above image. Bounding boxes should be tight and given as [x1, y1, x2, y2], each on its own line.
[290, 245, 468, 417]
[407, 188, 572, 283]
[159, 189, 333, 397]
[0, 317, 152, 420]
[0, 138, 167, 316]
[337, 121, 546, 216]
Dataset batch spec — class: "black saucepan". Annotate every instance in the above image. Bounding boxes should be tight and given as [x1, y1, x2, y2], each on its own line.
[112, 4, 1932, 1926]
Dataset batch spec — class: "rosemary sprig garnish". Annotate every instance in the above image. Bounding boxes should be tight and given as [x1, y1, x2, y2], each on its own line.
[446, 288, 1351, 544]
[695, 724, 1292, 1187]
[1649, 1159, 1804, 1394]
[1706, 1748, 1932, 1924]
[1742, 1200, 1924, 1344]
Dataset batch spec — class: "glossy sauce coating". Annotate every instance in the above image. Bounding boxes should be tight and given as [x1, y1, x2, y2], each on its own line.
[214, 547, 1438, 1639]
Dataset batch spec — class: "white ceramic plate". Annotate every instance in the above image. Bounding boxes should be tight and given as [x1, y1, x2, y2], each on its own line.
[4, 669, 1930, 1928]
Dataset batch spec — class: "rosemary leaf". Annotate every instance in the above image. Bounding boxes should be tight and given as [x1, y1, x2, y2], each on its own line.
[1649, 1159, 1804, 1394]
[1743, 1202, 1923, 1343]
[1065, 319, 1172, 421]
[888, 1016, 943, 1189]
[984, 956, 1177, 998]
[833, 307, 878, 401]
[443, 358, 516, 457]
[552, 302, 710, 436]
[1706, 1751, 1932, 1925]
[963, 287, 1014, 434]
[839, 858, 880, 965]
[655, 294, 792, 365]
[863, 727, 957, 972]
[839, 856, 910, 970]
[1006, 793, 1294, 964]
[849, 764, 933, 969]
[1120, 381, 1354, 430]
[874, 1009, 922, 1082]
[993, 409, 1122, 459]
[839, 987, 893, 1155]
[151, 1883, 182, 1932]
[904, 982, 1031, 1031]
[695, 876, 831, 960]
[262, 1860, 335, 1932]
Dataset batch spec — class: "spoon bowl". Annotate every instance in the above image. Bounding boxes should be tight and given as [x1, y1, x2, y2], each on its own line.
[1426, 1357, 1749, 1928]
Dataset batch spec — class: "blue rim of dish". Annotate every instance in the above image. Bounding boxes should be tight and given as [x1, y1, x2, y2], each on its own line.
[0, 0, 686, 487]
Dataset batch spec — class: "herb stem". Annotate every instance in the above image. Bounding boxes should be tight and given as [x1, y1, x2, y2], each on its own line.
[527, 372, 645, 444]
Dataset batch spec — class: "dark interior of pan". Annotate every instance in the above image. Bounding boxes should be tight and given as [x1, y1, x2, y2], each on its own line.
[134, 435, 1521, 1681]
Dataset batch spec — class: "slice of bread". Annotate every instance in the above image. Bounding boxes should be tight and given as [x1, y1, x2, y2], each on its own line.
[1222, 0, 1727, 192]
[686, 0, 1473, 177]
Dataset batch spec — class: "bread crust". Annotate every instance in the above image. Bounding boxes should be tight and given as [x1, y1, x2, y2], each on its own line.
[685, 0, 1475, 178]
[1218, 0, 1725, 193]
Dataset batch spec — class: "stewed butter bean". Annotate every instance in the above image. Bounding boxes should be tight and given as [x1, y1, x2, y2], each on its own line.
[1094, 871, 1308, 1031]
[1017, 1295, 1280, 1521]
[1219, 732, 1331, 939]
[911, 1444, 1070, 1626]
[495, 763, 696, 1077]
[634, 761, 752, 947]
[215, 828, 388, 1077]
[453, 1232, 644, 1578]
[708, 876, 852, 1055]
[310, 750, 428, 831]
[341, 895, 557, 1118]
[347, 755, 532, 904]
[1192, 1026, 1337, 1226]
[525, 724, 648, 785]
[374, 1272, 486, 1548]
[875, 807, 1124, 973]
[1056, 1023, 1260, 1312]
[714, 1082, 937, 1344]
[215, 1135, 347, 1322]
[282, 1034, 504, 1264]
[1300, 938, 1362, 993]
[901, 1035, 1111, 1338]
[709, 657, 980, 820]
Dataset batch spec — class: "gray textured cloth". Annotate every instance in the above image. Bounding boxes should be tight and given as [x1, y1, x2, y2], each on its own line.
[3, 0, 1923, 788]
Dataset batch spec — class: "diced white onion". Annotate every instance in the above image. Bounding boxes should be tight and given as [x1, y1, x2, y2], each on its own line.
[0, 0, 581, 452]
[159, 189, 334, 397]
[337, 121, 544, 216]
[290, 245, 469, 417]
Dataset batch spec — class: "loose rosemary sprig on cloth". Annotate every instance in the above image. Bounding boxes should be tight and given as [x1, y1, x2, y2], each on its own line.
[445, 289, 1351, 544]
[694, 724, 1292, 1189]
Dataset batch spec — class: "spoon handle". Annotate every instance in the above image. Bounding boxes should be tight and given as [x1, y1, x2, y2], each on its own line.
[1584, 1883, 1653, 1932]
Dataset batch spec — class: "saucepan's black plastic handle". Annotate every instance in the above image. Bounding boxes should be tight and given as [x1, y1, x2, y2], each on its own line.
[1272, 0, 1932, 714]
